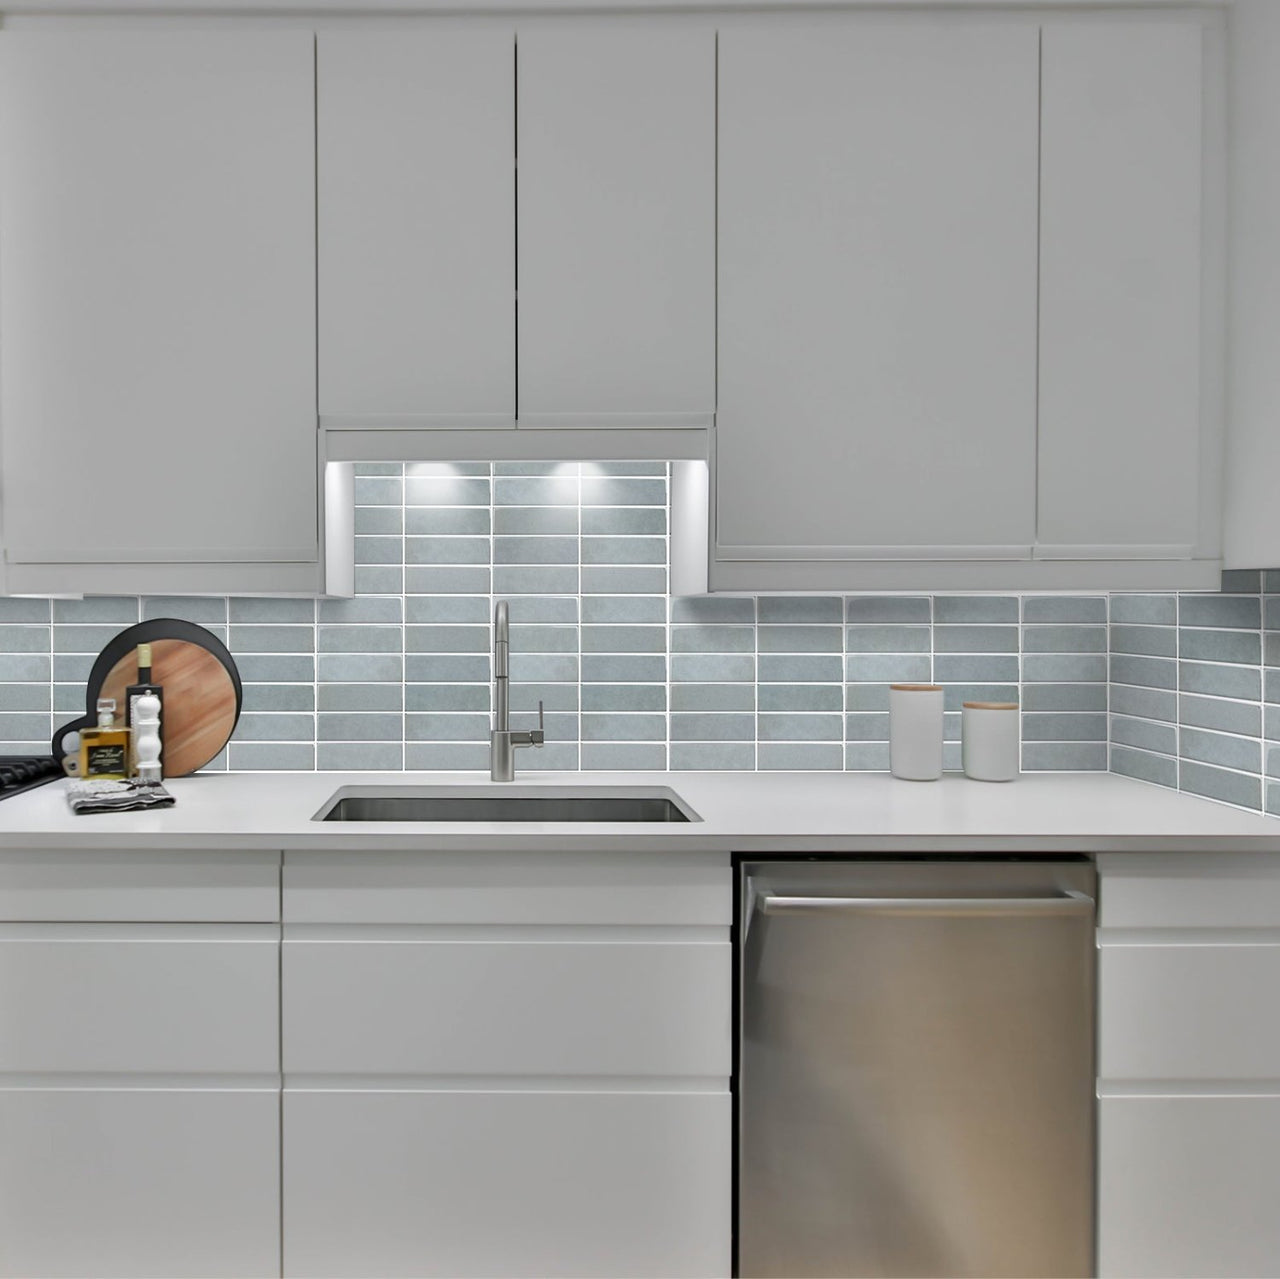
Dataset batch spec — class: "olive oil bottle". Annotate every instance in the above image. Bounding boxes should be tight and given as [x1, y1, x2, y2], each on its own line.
[78, 698, 131, 781]
[125, 643, 164, 775]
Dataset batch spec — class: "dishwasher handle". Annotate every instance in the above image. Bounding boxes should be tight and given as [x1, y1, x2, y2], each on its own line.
[757, 889, 1095, 919]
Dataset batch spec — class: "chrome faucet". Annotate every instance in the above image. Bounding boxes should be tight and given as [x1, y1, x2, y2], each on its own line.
[490, 600, 544, 782]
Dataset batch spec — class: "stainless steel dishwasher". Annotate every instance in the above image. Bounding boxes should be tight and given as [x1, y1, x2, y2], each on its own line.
[739, 859, 1095, 1278]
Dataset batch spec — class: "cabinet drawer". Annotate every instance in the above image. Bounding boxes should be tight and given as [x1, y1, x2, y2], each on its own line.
[0, 925, 278, 1074]
[1098, 853, 1280, 929]
[1100, 943, 1280, 1081]
[1099, 1095, 1280, 1278]
[0, 849, 279, 922]
[284, 849, 730, 926]
[284, 1090, 729, 1278]
[284, 935, 729, 1078]
[0, 1089, 279, 1279]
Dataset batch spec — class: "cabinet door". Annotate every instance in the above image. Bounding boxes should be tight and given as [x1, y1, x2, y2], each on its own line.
[1099, 1096, 1280, 1278]
[716, 21, 1039, 562]
[0, 32, 316, 576]
[284, 1091, 729, 1278]
[317, 30, 515, 424]
[1097, 855, 1280, 1276]
[0, 1089, 279, 1279]
[1038, 24, 1205, 558]
[516, 21, 714, 425]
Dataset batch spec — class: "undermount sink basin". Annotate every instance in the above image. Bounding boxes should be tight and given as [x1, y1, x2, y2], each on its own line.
[313, 786, 700, 824]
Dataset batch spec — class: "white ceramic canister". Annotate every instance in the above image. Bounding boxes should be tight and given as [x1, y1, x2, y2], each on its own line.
[888, 684, 944, 781]
[961, 701, 1020, 782]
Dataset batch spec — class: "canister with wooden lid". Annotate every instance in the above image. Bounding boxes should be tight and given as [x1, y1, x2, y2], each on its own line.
[888, 684, 944, 780]
[961, 701, 1020, 782]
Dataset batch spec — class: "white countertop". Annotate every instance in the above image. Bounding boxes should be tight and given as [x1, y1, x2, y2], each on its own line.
[0, 770, 1277, 854]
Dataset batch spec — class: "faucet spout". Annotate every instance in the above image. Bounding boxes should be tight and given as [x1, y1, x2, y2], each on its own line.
[494, 599, 510, 735]
[490, 599, 544, 782]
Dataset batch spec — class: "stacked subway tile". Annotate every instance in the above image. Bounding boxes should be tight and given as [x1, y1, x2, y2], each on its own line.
[0, 460, 1094, 775]
[0, 461, 1273, 808]
[1109, 569, 1280, 815]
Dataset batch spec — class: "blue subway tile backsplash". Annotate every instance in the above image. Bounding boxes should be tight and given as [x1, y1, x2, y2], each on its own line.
[0, 458, 1269, 813]
[1110, 571, 1280, 814]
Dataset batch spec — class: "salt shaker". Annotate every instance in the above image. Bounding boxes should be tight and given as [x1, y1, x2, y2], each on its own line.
[133, 691, 163, 786]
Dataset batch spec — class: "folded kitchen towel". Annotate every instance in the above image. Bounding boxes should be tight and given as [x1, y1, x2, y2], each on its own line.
[66, 778, 175, 815]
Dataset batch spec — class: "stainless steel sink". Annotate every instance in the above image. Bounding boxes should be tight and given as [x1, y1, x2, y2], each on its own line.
[313, 786, 700, 824]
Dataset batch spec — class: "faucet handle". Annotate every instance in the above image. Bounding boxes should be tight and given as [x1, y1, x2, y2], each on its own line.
[531, 699, 545, 746]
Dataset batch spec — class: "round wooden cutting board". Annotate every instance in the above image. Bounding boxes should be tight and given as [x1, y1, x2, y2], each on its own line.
[99, 639, 238, 778]
[53, 620, 242, 778]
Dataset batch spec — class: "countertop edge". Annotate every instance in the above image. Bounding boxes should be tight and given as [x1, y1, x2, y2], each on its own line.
[2, 771, 1278, 854]
[3, 832, 1280, 854]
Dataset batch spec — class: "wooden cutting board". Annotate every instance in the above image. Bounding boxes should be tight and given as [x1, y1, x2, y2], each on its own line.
[99, 639, 238, 778]
[53, 620, 242, 778]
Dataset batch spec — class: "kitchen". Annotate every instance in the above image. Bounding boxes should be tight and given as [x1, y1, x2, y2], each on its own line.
[1, 0, 1280, 1276]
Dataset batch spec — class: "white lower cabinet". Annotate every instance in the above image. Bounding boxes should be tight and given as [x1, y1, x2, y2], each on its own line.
[0, 847, 729, 1278]
[0, 856, 283, 1279]
[1097, 854, 1280, 1278]
[1100, 942, 1280, 1080]
[18, 843, 1280, 1276]
[281, 849, 733, 1278]
[0, 1089, 280, 1279]
[0, 925, 278, 1074]
[284, 1091, 729, 1279]
[283, 937, 728, 1077]
[1099, 1096, 1280, 1279]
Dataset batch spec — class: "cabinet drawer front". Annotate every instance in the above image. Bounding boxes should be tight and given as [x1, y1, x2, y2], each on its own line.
[284, 936, 729, 1078]
[284, 1090, 729, 1278]
[1100, 943, 1280, 1081]
[0, 1089, 279, 1279]
[284, 850, 730, 926]
[0, 926, 278, 1074]
[1098, 853, 1280, 929]
[1099, 1096, 1280, 1278]
[0, 849, 279, 922]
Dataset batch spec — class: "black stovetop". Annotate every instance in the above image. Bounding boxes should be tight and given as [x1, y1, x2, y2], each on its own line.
[0, 756, 64, 800]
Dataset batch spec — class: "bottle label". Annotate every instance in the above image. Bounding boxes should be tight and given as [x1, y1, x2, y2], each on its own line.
[85, 744, 127, 776]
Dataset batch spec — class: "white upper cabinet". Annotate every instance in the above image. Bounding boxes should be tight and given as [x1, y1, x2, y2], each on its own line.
[1038, 23, 1207, 561]
[317, 21, 714, 436]
[1224, 0, 1280, 570]
[317, 30, 515, 426]
[711, 14, 1221, 592]
[0, 15, 1221, 593]
[516, 21, 715, 426]
[0, 31, 319, 595]
[715, 20, 1040, 586]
